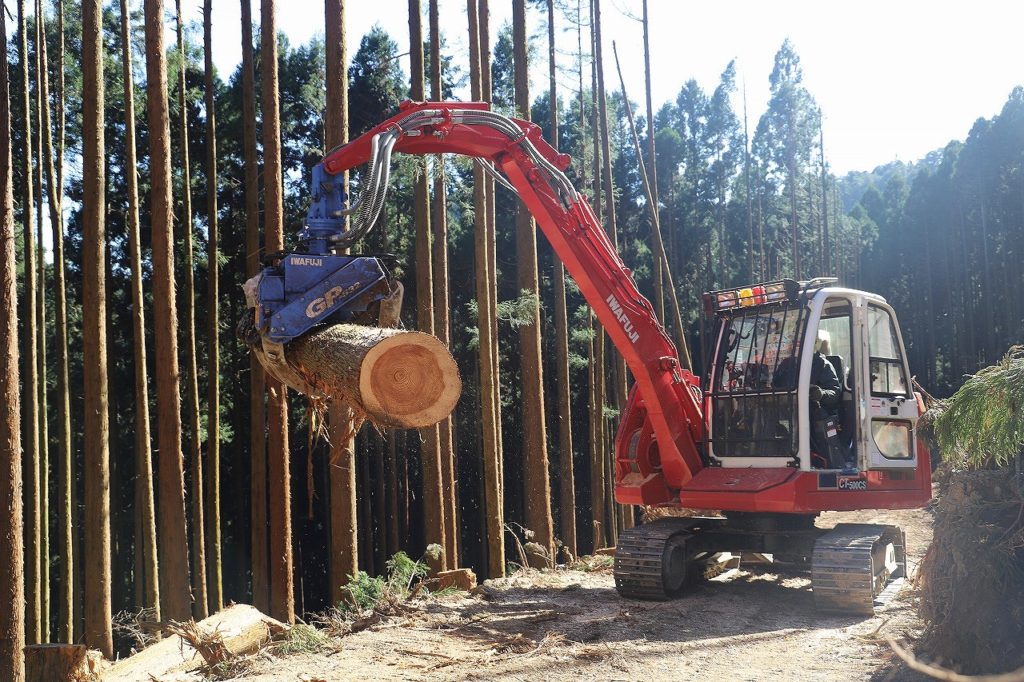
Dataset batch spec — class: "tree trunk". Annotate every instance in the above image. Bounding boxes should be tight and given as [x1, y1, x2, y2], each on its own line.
[512, 0, 554, 563]
[479, 0, 503, 503]
[743, 85, 755, 280]
[82, 0, 112, 657]
[173, 0, 208, 620]
[40, 0, 75, 642]
[17, 0, 41, 647]
[260, 0, 295, 624]
[592, 0, 626, 423]
[589, 6, 607, 549]
[430, 0, 459, 571]
[31, 4, 49, 638]
[546, 0, 576, 559]
[324, 0, 359, 602]
[49, 0, 74, 644]
[408, 0, 447, 574]
[641, 0, 664, 323]
[239, 0, 268, 615]
[144, 0, 192, 623]
[203, 0, 223, 616]
[0, 6, 25, 675]
[468, 0, 504, 578]
[118, 0, 160, 623]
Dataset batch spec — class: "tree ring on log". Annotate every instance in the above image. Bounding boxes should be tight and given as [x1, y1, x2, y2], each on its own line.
[361, 332, 460, 427]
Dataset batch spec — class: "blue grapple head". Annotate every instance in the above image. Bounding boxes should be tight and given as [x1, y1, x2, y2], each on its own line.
[240, 163, 402, 395]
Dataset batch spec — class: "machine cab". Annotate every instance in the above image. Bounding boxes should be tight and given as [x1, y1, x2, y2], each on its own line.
[703, 279, 919, 473]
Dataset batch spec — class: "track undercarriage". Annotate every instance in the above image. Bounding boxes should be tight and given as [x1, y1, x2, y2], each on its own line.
[614, 515, 906, 615]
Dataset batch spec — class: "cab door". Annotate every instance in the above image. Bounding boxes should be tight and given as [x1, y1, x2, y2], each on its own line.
[858, 302, 918, 469]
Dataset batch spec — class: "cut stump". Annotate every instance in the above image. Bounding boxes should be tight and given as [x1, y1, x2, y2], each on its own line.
[25, 644, 104, 682]
[435, 568, 478, 592]
[286, 323, 461, 428]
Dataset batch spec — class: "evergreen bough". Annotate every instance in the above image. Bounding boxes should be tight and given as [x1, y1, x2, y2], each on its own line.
[930, 345, 1024, 468]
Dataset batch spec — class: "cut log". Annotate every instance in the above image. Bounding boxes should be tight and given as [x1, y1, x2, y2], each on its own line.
[25, 645, 105, 682]
[100, 604, 288, 682]
[285, 323, 461, 429]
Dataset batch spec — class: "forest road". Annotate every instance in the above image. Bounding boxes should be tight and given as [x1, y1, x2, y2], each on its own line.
[247, 505, 934, 681]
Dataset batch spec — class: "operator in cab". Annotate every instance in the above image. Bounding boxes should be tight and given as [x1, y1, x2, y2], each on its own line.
[808, 331, 843, 469]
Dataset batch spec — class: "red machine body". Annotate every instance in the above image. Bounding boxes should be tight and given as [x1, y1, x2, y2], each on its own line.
[322, 100, 931, 518]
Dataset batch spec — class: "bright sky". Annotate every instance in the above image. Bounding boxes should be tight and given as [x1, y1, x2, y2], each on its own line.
[182, 0, 1024, 175]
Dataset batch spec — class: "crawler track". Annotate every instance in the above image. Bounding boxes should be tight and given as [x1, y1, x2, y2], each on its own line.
[811, 523, 906, 615]
[613, 518, 698, 600]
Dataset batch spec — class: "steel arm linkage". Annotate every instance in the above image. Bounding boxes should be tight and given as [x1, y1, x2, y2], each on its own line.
[321, 101, 705, 489]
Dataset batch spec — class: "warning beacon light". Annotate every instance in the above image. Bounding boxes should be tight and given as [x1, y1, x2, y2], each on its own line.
[702, 279, 801, 315]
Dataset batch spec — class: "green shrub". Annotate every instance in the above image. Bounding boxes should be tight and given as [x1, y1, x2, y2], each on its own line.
[338, 546, 441, 615]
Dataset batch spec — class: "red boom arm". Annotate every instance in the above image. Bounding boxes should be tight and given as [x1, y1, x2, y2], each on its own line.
[322, 101, 705, 497]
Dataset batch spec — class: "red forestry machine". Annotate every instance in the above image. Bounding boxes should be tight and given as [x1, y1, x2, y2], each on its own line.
[250, 101, 931, 615]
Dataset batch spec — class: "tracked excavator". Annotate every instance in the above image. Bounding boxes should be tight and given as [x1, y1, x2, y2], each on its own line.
[244, 101, 931, 616]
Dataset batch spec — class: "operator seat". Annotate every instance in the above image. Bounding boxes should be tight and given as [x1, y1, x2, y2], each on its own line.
[826, 354, 856, 454]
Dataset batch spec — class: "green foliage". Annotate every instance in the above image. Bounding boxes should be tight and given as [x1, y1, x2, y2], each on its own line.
[341, 571, 388, 614]
[273, 624, 332, 655]
[931, 347, 1024, 468]
[496, 290, 541, 329]
[338, 549, 434, 615]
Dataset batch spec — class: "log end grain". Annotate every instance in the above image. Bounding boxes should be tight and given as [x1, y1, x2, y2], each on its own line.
[360, 331, 461, 428]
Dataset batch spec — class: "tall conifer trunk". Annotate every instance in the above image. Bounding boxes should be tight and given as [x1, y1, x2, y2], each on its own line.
[54, 0, 78, 641]
[324, 0, 358, 601]
[0, 6, 25, 675]
[588, 0, 608, 549]
[743, 86, 755, 281]
[409, 0, 447, 573]
[819, 123, 830, 275]
[641, 0, 664, 322]
[547, 0, 576, 559]
[479, 0, 503, 505]
[31, 5, 49, 637]
[144, 0, 192, 623]
[119, 0, 160, 623]
[239, 0, 268, 614]
[430, 0, 459, 570]
[203, 0, 223, 614]
[592, 0, 623, 538]
[174, 0, 208, 619]
[81, 0, 112, 657]
[512, 0, 554, 562]
[467, 0, 503, 577]
[260, 0, 295, 623]
[17, 0, 40, 645]
[41, 0, 75, 641]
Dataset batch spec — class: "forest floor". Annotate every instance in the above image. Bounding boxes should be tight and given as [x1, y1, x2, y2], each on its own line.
[232, 503, 936, 682]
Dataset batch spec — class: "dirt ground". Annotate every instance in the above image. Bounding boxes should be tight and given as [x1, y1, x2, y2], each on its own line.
[236, 504, 935, 682]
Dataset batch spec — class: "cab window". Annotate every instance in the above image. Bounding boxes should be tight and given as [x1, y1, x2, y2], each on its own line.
[868, 305, 909, 396]
[818, 303, 852, 389]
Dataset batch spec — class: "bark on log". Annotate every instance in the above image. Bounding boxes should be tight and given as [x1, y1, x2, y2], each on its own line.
[100, 605, 287, 682]
[285, 323, 461, 429]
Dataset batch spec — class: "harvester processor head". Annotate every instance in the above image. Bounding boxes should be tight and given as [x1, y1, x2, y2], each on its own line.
[240, 151, 403, 396]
